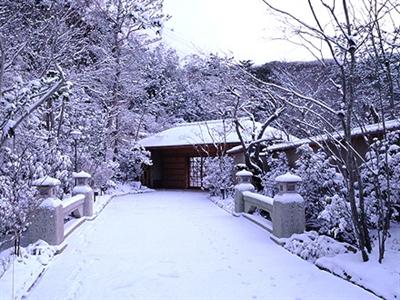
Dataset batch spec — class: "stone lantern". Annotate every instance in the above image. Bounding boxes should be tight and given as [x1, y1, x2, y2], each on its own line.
[28, 176, 63, 246]
[275, 172, 302, 194]
[233, 170, 255, 216]
[236, 170, 253, 184]
[33, 176, 61, 198]
[72, 171, 94, 217]
[272, 172, 305, 238]
[73, 171, 91, 186]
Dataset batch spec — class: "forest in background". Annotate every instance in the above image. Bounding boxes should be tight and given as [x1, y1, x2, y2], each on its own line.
[0, 0, 399, 262]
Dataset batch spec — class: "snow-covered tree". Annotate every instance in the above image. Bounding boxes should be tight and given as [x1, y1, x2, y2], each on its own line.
[116, 143, 152, 182]
[261, 152, 289, 197]
[260, 0, 399, 261]
[294, 145, 347, 230]
[203, 156, 235, 199]
[360, 130, 400, 262]
[318, 194, 355, 244]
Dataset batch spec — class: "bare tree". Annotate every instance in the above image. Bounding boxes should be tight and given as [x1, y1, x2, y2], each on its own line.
[260, 0, 399, 261]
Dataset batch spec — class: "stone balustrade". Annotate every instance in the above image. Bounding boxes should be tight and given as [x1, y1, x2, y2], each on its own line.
[23, 172, 94, 246]
[234, 171, 305, 239]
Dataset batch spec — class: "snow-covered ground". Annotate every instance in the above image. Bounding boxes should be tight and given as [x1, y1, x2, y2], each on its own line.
[0, 241, 57, 300]
[20, 190, 375, 300]
[315, 225, 400, 299]
[0, 184, 151, 300]
[211, 194, 400, 299]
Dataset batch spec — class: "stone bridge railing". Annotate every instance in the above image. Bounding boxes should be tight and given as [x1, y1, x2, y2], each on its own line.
[23, 171, 94, 246]
[234, 170, 305, 240]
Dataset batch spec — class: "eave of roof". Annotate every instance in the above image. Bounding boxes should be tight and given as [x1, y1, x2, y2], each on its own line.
[267, 119, 400, 152]
[144, 142, 240, 150]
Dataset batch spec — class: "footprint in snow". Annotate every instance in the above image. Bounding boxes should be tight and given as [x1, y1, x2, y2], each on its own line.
[158, 272, 180, 279]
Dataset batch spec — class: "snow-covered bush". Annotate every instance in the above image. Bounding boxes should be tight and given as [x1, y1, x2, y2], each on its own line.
[116, 143, 152, 182]
[260, 152, 289, 197]
[203, 156, 235, 199]
[361, 131, 400, 226]
[283, 231, 354, 262]
[318, 195, 355, 243]
[94, 161, 119, 192]
[0, 147, 37, 252]
[294, 145, 347, 230]
[33, 141, 72, 197]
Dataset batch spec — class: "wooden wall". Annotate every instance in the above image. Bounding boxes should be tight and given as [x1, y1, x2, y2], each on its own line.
[145, 143, 239, 189]
[161, 156, 188, 189]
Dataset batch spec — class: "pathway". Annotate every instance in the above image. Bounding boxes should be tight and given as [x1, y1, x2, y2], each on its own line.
[27, 190, 377, 300]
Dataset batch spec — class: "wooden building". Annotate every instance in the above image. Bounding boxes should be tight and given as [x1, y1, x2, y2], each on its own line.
[228, 119, 400, 167]
[139, 119, 290, 189]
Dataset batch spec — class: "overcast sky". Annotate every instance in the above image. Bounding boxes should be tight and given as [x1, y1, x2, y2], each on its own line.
[162, 0, 318, 64]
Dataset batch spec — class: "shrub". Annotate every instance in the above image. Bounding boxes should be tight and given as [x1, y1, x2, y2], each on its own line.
[203, 156, 234, 199]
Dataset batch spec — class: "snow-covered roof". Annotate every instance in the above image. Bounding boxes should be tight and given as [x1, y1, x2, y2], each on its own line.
[267, 119, 400, 152]
[139, 118, 292, 148]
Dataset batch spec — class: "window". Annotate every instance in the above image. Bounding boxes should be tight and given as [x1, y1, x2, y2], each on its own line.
[189, 157, 205, 188]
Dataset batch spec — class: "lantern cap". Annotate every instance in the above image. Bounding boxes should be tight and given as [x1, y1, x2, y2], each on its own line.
[275, 172, 302, 183]
[33, 176, 61, 187]
[236, 170, 253, 177]
[72, 171, 91, 179]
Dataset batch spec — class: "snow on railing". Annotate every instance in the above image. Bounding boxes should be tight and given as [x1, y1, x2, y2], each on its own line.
[243, 191, 274, 208]
[234, 171, 305, 240]
[62, 194, 85, 217]
[23, 174, 94, 246]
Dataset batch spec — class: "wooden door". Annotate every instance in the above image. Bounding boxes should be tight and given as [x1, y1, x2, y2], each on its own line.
[161, 156, 188, 188]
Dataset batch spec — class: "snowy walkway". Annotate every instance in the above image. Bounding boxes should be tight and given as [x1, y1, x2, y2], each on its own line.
[27, 191, 376, 300]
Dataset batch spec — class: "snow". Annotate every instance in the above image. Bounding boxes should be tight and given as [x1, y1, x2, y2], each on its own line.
[0, 241, 58, 300]
[22, 191, 375, 300]
[72, 185, 93, 194]
[281, 231, 353, 263]
[61, 194, 85, 209]
[2, 119, 15, 135]
[226, 144, 244, 154]
[0, 184, 151, 299]
[275, 172, 302, 183]
[32, 176, 61, 187]
[278, 226, 400, 300]
[274, 193, 304, 203]
[315, 225, 400, 300]
[209, 195, 234, 213]
[40, 197, 62, 208]
[317, 252, 400, 300]
[243, 191, 274, 206]
[139, 118, 290, 148]
[236, 170, 253, 176]
[72, 171, 91, 178]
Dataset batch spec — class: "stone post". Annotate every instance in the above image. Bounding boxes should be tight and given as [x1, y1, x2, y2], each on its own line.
[272, 172, 305, 238]
[233, 170, 255, 216]
[72, 171, 94, 217]
[23, 176, 64, 246]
